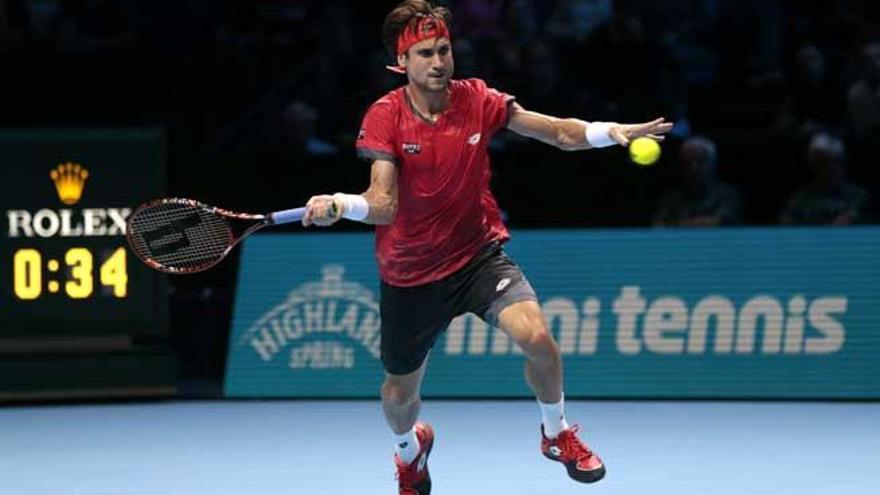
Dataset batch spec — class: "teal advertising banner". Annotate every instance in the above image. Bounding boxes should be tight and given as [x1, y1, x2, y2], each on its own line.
[224, 228, 880, 399]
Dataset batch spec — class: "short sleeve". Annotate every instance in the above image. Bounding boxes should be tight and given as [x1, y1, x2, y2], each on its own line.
[468, 78, 516, 136]
[356, 100, 399, 163]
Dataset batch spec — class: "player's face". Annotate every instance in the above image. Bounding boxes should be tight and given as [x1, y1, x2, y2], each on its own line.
[403, 37, 454, 92]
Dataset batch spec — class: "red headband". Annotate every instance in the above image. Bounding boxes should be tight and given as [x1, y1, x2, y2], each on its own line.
[385, 14, 450, 74]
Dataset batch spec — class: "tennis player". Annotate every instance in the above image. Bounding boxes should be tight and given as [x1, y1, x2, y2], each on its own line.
[302, 1, 672, 493]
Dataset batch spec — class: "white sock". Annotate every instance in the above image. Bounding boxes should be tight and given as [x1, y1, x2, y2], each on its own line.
[538, 394, 570, 439]
[394, 427, 420, 465]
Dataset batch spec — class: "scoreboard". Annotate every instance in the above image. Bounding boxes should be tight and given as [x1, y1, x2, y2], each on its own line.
[0, 129, 168, 340]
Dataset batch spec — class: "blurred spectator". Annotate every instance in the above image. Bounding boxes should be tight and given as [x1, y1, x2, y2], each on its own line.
[544, 0, 611, 44]
[502, 0, 542, 46]
[781, 1, 880, 58]
[847, 41, 880, 141]
[280, 100, 339, 157]
[307, 3, 358, 132]
[2, 0, 879, 229]
[643, 0, 720, 88]
[315, 5, 354, 60]
[453, 0, 504, 43]
[716, 0, 783, 86]
[516, 39, 583, 115]
[576, 0, 684, 121]
[653, 136, 741, 227]
[779, 133, 869, 225]
[774, 44, 846, 138]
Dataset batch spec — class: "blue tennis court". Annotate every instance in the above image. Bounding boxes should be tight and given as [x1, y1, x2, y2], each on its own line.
[3, 399, 877, 494]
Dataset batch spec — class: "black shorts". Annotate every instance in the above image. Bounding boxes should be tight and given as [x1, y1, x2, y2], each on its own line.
[380, 242, 538, 375]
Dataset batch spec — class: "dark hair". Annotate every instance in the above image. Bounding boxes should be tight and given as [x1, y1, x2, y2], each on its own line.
[382, 0, 451, 57]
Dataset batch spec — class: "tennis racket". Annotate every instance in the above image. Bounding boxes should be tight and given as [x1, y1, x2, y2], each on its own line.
[126, 198, 332, 274]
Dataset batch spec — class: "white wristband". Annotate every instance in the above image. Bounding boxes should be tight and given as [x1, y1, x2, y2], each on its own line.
[332, 193, 370, 221]
[585, 122, 617, 148]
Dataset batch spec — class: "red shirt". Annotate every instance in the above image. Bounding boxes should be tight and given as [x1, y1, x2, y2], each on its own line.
[356, 78, 514, 287]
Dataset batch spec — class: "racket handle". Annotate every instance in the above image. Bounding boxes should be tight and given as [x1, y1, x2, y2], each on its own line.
[268, 207, 306, 225]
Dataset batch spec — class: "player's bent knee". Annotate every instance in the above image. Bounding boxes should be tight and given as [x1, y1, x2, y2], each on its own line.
[520, 328, 560, 366]
[527, 327, 552, 348]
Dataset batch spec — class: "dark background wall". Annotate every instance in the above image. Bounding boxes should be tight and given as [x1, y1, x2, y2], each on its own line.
[2, 0, 878, 394]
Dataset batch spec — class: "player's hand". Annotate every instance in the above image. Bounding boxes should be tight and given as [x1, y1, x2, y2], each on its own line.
[303, 194, 343, 227]
[610, 118, 674, 146]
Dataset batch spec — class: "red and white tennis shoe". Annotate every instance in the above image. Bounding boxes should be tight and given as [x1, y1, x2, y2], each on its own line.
[394, 422, 434, 495]
[541, 424, 606, 483]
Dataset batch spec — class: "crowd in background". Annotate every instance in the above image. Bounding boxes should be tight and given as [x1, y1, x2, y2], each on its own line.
[1, 0, 877, 227]
[3, 0, 878, 389]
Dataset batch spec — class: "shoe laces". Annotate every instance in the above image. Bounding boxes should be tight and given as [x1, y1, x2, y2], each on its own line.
[557, 425, 593, 461]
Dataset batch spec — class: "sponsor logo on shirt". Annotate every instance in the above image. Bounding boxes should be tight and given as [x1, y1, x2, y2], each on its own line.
[357, 129, 366, 140]
[402, 142, 422, 154]
[468, 133, 481, 145]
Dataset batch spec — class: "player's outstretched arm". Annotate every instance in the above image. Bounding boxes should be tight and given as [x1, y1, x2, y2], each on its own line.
[303, 159, 398, 227]
[506, 102, 673, 150]
[360, 159, 398, 224]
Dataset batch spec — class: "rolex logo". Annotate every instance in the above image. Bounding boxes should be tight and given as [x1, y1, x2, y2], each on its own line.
[50, 162, 89, 205]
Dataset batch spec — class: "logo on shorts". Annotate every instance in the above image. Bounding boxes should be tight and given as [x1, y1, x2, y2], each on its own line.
[237, 265, 381, 370]
[496, 278, 511, 292]
[402, 142, 421, 154]
[468, 133, 481, 145]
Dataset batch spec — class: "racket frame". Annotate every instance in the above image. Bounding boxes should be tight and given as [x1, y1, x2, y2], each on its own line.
[126, 198, 270, 274]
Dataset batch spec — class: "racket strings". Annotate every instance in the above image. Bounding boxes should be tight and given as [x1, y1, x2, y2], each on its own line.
[128, 202, 233, 271]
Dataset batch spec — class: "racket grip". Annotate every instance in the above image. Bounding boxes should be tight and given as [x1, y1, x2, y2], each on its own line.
[268, 207, 306, 225]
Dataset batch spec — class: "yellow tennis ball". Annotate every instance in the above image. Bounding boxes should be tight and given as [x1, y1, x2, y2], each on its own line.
[629, 137, 661, 166]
